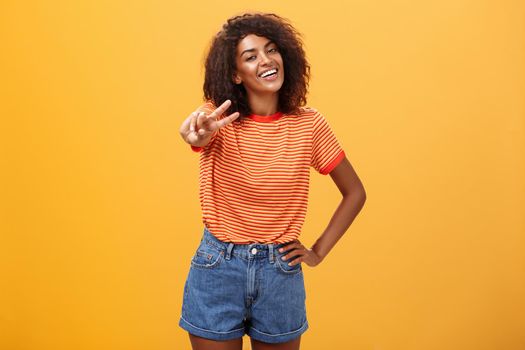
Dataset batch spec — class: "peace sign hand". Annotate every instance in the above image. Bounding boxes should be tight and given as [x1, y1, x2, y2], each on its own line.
[180, 99, 240, 147]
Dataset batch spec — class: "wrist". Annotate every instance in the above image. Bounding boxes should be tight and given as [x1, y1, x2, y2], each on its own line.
[310, 245, 325, 262]
[184, 130, 215, 147]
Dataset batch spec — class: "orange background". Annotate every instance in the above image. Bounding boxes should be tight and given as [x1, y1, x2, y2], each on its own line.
[1, 1, 524, 349]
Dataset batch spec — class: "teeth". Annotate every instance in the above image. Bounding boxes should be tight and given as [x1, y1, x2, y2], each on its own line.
[260, 69, 277, 78]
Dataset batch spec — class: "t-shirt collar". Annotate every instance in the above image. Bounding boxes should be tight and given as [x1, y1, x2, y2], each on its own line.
[246, 111, 284, 122]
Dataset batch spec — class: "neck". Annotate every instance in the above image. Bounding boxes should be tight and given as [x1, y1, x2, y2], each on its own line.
[247, 92, 279, 115]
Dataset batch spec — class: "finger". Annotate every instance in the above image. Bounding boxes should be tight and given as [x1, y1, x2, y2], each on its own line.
[208, 99, 232, 120]
[201, 112, 217, 135]
[225, 111, 241, 122]
[281, 248, 304, 262]
[190, 113, 195, 132]
[180, 113, 195, 133]
[214, 112, 240, 129]
[279, 242, 298, 253]
[287, 256, 304, 266]
[190, 114, 197, 133]
[198, 124, 210, 135]
[196, 112, 207, 132]
[201, 111, 215, 128]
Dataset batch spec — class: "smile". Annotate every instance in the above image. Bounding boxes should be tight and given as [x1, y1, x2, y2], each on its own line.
[258, 68, 278, 78]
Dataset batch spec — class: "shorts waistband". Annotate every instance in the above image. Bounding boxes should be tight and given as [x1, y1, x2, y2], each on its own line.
[202, 226, 291, 262]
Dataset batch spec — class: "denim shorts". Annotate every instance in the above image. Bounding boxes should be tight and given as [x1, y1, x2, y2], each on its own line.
[178, 226, 308, 344]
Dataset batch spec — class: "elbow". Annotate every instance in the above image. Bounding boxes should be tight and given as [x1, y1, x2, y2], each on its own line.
[343, 185, 366, 203]
[359, 190, 366, 204]
[360, 186, 367, 201]
[357, 189, 367, 205]
[359, 185, 367, 202]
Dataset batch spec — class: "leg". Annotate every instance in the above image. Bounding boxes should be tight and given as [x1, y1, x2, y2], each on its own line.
[188, 333, 243, 350]
[250, 335, 301, 350]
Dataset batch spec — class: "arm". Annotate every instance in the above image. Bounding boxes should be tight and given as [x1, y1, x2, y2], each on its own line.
[310, 156, 366, 262]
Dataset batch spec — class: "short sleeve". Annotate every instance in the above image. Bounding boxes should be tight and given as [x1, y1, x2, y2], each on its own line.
[310, 111, 345, 175]
[189, 100, 222, 153]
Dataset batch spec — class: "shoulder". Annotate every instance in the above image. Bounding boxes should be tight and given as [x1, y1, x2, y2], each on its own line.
[297, 106, 318, 115]
[295, 106, 326, 125]
[296, 106, 322, 119]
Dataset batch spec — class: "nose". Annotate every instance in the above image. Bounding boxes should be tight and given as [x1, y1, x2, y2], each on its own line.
[260, 52, 272, 65]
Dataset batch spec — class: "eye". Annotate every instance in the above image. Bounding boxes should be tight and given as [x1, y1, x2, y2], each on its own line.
[268, 48, 278, 53]
[247, 56, 256, 61]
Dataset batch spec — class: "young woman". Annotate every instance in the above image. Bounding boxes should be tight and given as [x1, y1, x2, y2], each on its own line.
[178, 12, 366, 350]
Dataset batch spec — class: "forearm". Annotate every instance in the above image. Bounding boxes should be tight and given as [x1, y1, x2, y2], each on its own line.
[310, 190, 366, 261]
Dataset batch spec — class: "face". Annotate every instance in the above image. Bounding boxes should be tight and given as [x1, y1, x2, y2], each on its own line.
[233, 34, 285, 96]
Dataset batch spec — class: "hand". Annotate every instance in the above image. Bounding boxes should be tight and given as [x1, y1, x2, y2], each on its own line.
[278, 239, 323, 267]
[180, 99, 240, 145]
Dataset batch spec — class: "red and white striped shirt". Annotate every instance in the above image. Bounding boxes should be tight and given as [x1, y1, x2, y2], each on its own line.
[189, 101, 345, 244]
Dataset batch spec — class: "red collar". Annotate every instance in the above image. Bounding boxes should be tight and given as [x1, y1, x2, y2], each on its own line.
[246, 111, 284, 122]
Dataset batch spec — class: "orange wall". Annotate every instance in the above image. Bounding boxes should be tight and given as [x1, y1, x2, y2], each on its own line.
[2, 1, 524, 349]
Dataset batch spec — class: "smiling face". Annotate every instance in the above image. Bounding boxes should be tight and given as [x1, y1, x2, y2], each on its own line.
[233, 34, 285, 97]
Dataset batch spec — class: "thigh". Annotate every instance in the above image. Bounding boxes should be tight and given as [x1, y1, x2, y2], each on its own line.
[189, 333, 243, 350]
[250, 335, 301, 350]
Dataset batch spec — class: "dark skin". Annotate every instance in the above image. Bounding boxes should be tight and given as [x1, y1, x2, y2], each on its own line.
[187, 157, 366, 350]
[186, 26, 367, 350]
[189, 333, 301, 350]
[281, 156, 366, 267]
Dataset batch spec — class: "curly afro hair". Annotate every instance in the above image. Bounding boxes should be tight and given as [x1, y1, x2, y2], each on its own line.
[202, 12, 311, 120]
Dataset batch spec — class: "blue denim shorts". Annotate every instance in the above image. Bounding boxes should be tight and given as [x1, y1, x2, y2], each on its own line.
[179, 226, 308, 344]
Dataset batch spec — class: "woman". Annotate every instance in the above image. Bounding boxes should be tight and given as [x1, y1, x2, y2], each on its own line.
[178, 12, 366, 350]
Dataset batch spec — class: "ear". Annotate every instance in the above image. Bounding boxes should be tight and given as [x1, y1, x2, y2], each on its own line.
[232, 73, 242, 85]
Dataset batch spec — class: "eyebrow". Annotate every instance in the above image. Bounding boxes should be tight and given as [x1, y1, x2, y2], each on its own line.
[240, 41, 276, 57]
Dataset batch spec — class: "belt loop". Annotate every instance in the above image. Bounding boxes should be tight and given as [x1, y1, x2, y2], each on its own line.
[269, 243, 275, 264]
[225, 242, 234, 260]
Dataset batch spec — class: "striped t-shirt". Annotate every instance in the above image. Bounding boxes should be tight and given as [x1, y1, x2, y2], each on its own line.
[189, 101, 345, 244]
